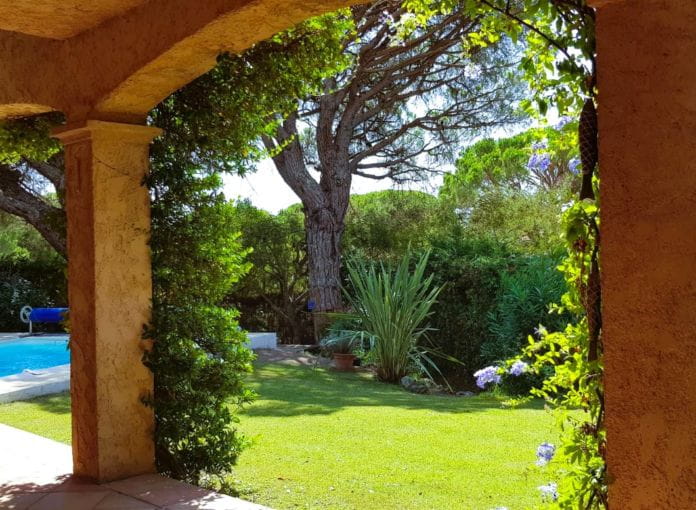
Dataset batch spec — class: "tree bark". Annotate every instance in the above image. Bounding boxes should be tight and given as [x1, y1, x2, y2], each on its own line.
[263, 112, 352, 314]
[0, 162, 66, 257]
[305, 205, 345, 313]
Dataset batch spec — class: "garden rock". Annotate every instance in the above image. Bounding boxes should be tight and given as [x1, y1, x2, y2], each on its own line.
[400, 376, 442, 394]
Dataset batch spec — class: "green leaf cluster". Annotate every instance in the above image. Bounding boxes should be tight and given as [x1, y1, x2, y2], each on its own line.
[0, 115, 61, 165]
[0, 212, 66, 331]
[151, 13, 353, 176]
[142, 130, 257, 484]
[226, 201, 311, 343]
[405, 0, 595, 114]
[341, 252, 444, 383]
[442, 123, 579, 204]
[510, 188, 605, 508]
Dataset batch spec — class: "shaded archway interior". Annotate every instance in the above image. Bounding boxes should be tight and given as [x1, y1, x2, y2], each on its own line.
[0, 0, 354, 123]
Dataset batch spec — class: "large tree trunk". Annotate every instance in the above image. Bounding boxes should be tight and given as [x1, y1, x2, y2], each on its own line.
[305, 205, 344, 313]
[263, 112, 352, 316]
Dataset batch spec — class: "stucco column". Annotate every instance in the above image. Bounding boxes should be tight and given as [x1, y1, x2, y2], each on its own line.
[593, 0, 696, 507]
[53, 120, 161, 482]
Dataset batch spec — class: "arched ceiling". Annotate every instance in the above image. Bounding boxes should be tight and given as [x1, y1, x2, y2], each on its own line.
[0, 0, 150, 39]
[0, 0, 356, 121]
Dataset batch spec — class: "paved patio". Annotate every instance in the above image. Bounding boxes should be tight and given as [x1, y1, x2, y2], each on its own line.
[0, 424, 269, 510]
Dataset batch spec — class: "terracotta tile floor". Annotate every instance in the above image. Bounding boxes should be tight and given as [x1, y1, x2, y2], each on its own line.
[0, 424, 269, 509]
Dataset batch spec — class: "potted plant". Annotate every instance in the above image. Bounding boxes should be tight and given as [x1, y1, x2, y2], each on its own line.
[320, 331, 360, 371]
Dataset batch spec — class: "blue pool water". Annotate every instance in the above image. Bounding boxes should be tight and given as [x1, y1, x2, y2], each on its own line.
[0, 335, 70, 377]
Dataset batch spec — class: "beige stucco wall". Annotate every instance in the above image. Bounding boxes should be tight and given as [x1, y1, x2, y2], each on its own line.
[595, 0, 696, 507]
[55, 121, 162, 481]
[0, 0, 352, 123]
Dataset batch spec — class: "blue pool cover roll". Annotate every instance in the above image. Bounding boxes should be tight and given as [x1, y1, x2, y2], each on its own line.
[29, 307, 68, 323]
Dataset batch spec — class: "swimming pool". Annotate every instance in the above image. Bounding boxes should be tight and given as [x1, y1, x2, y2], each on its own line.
[0, 335, 70, 378]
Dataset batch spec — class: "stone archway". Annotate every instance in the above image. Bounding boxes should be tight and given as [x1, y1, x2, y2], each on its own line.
[0, 0, 695, 507]
[0, 0, 354, 483]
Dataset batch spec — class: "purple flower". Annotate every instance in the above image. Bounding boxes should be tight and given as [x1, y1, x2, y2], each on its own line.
[473, 366, 501, 389]
[536, 442, 556, 466]
[568, 157, 580, 174]
[531, 139, 548, 150]
[527, 152, 552, 173]
[509, 360, 528, 376]
[555, 115, 573, 130]
[538, 482, 558, 502]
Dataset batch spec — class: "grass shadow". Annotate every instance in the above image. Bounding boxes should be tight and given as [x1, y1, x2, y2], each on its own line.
[242, 362, 545, 418]
[26, 392, 71, 415]
[0, 392, 71, 415]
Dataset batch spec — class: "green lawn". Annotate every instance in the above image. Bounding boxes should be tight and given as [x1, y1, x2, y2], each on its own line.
[0, 392, 71, 443]
[0, 363, 558, 509]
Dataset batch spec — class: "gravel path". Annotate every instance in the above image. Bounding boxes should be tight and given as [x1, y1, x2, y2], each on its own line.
[254, 344, 332, 367]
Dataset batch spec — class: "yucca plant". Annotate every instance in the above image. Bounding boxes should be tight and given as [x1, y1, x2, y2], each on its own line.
[342, 252, 443, 383]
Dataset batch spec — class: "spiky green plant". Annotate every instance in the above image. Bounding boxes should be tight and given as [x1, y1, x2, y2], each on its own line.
[343, 252, 443, 383]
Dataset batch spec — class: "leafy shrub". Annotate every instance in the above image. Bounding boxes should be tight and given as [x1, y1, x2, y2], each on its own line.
[484, 255, 571, 394]
[425, 236, 511, 388]
[319, 331, 361, 355]
[0, 259, 67, 332]
[343, 190, 455, 262]
[0, 212, 66, 332]
[226, 202, 313, 344]
[144, 138, 255, 484]
[342, 252, 443, 383]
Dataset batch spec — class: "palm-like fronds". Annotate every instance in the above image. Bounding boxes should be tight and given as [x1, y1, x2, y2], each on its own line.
[343, 252, 443, 383]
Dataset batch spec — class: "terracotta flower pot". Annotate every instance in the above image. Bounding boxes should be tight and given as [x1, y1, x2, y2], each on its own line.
[333, 353, 356, 371]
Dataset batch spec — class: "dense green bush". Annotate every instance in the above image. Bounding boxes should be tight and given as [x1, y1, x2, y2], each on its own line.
[485, 255, 571, 394]
[144, 131, 255, 485]
[420, 235, 570, 392]
[226, 201, 313, 344]
[0, 259, 66, 332]
[485, 255, 569, 363]
[424, 236, 511, 388]
[344, 191, 455, 262]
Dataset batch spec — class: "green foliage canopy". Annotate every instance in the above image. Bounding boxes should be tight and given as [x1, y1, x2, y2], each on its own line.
[343, 190, 455, 262]
[227, 201, 311, 343]
[152, 14, 352, 176]
[144, 132, 256, 484]
[404, 0, 595, 114]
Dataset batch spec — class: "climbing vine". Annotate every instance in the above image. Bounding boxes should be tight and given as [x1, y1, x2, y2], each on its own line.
[405, 1, 605, 507]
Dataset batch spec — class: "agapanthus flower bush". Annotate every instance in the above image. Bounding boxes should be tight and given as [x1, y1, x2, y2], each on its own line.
[539, 482, 559, 503]
[517, 198, 605, 508]
[473, 198, 605, 508]
[536, 442, 556, 467]
[473, 360, 528, 389]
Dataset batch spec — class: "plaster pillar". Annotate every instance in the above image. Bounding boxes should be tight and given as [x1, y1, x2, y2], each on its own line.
[54, 120, 162, 482]
[593, 0, 696, 507]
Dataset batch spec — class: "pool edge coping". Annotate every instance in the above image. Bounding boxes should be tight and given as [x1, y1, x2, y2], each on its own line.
[0, 364, 70, 404]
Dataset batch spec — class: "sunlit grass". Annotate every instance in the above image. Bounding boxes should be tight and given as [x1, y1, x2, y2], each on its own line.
[0, 392, 71, 444]
[0, 363, 560, 509]
[233, 363, 558, 510]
